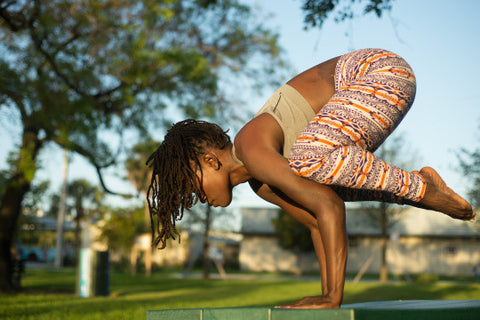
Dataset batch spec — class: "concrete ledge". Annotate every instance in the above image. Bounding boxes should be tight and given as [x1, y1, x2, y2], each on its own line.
[342, 300, 480, 320]
[147, 300, 480, 320]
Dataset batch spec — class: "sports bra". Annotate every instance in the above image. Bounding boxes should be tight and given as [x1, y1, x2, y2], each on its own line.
[232, 83, 316, 165]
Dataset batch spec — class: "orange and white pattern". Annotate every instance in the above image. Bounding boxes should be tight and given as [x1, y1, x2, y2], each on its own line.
[288, 49, 425, 203]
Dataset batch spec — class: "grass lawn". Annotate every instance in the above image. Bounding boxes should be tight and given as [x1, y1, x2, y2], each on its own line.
[0, 268, 479, 320]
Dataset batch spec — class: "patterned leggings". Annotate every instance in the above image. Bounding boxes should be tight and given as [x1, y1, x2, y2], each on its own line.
[288, 49, 426, 203]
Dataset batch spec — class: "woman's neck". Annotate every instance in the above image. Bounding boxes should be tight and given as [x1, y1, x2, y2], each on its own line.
[225, 144, 251, 186]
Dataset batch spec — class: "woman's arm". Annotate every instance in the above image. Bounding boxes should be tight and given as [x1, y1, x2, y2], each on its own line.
[251, 179, 329, 296]
[236, 114, 347, 308]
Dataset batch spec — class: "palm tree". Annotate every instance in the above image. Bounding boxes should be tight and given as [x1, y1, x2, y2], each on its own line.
[66, 179, 103, 262]
[125, 139, 159, 228]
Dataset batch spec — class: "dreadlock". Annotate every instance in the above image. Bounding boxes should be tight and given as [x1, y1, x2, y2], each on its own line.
[146, 119, 231, 249]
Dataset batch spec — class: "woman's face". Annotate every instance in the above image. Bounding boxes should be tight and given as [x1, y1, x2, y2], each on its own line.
[195, 154, 233, 207]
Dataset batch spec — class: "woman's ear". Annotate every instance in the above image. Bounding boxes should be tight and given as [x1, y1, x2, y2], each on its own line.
[203, 153, 222, 170]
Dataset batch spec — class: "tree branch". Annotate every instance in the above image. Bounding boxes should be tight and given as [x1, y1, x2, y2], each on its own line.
[0, 3, 25, 31]
[0, 85, 27, 120]
[22, 5, 125, 107]
[30, 27, 129, 115]
[52, 29, 83, 56]
[29, 28, 91, 100]
[53, 138, 134, 198]
[93, 165, 133, 199]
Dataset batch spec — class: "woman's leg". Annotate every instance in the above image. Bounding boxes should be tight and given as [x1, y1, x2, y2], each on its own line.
[289, 49, 424, 203]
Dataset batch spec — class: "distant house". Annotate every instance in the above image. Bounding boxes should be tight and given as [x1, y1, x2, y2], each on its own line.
[239, 206, 480, 276]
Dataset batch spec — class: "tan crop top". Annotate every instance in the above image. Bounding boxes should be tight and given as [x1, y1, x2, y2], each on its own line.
[232, 84, 316, 165]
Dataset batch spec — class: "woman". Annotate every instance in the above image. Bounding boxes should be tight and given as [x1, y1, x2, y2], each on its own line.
[146, 48, 475, 309]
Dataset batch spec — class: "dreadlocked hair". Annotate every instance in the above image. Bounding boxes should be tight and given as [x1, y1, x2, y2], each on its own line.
[146, 119, 231, 249]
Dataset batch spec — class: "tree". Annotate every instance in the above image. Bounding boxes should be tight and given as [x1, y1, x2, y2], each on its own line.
[180, 203, 233, 279]
[0, 0, 285, 292]
[272, 209, 314, 252]
[356, 134, 418, 283]
[16, 180, 51, 260]
[1, 150, 50, 262]
[300, 0, 395, 29]
[125, 139, 159, 228]
[98, 205, 146, 253]
[459, 128, 480, 208]
[126, 140, 159, 195]
[201, 205, 213, 280]
[66, 179, 103, 263]
[124, 139, 159, 276]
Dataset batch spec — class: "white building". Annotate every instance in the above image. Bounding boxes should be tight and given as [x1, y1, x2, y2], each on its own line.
[239, 206, 480, 277]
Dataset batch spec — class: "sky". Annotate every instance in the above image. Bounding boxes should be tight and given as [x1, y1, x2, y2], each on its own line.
[232, 0, 480, 207]
[1, 0, 480, 214]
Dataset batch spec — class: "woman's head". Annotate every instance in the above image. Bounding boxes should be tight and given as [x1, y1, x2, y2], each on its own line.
[146, 119, 231, 249]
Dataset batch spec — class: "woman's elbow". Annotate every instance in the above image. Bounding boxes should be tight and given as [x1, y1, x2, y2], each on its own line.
[312, 190, 346, 223]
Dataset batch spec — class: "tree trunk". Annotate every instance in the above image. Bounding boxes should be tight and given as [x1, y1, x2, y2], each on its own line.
[0, 180, 29, 292]
[380, 202, 388, 284]
[0, 129, 42, 292]
[202, 206, 211, 280]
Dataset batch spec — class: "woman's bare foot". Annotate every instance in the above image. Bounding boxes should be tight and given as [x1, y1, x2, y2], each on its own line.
[418, 167, 475, 221]
[275, 295, 340, 309]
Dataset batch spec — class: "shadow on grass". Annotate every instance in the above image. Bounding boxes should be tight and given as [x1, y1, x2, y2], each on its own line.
[5, 269, 290, 319]
[4, 282, 292, 319]
[5, 269, 479, 320]
[343, 282, 480, 304]
[20, 268, 77, 294]
[267, 281, 480, 308]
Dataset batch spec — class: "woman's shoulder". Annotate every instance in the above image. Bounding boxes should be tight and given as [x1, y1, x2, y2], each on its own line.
[234, 114, 285, 164]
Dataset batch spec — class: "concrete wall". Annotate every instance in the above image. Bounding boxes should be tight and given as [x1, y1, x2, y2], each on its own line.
[151, 231, 190, 267]
[347, 236, 480, 276]
[239, 235, 318, 274]
[240, 234, 480, 276]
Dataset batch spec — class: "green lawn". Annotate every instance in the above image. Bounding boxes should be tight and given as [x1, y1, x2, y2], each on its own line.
[1, 268, 479, 320]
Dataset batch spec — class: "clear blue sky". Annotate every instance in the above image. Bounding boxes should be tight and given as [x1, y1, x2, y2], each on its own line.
[1, 0, 479, 211]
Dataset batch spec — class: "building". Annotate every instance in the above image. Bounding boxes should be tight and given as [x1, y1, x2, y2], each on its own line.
[239, 206, 480, 276]
[18, 214, 75, 262]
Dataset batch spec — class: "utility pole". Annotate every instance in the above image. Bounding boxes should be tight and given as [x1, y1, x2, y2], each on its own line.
[54, 149, 68, 268]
